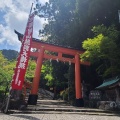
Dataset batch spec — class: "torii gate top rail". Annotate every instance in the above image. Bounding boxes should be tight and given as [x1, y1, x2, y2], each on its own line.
[15, 30, 90, 65]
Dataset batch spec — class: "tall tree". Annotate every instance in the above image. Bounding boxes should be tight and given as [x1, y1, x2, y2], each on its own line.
[35, 0, 120, 48]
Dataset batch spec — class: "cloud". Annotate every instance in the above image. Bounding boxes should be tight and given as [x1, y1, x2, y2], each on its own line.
[0, 0, 48, 51]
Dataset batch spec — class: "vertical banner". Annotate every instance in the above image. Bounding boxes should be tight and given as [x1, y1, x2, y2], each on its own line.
[118, 10, 120, 23]
[11, 13, 35, 90]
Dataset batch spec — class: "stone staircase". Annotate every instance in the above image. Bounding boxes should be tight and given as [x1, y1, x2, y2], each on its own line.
[9, 99, 120, 116]
[38, 88, 54, 100]
[2, 88, 120, 116]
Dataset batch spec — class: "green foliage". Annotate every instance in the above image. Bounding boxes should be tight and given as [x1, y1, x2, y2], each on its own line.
[0, 51, 15, 91]
[81, 34, 104, 63]
[26, 59, 36, 80]
[0, 51, 37, 92]
[60, 86, 75, 101]
[81, 25, 120, 77]
[51, 61, 68, 88]
[60, 88, 68, 100]
[41, 60, 54, 86]
[0, 49, 18, 92]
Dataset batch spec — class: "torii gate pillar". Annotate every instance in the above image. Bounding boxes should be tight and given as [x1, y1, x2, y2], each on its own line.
[75, 54, 83, 107]
[28, 47, 44, 105]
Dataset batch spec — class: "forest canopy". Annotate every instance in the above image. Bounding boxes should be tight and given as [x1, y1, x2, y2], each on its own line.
[34, 0, 120, 78]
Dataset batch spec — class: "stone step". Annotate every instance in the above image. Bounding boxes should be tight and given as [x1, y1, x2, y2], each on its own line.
[9, 108, 120, 116]
[8, 99, 120, 116]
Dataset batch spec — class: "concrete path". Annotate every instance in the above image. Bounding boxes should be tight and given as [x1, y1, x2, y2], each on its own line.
[0, 100, 120, 120]
[0, 112, 120, 120]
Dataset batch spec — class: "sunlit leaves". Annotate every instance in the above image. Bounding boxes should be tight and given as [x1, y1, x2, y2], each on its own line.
[26, 59, 36, 79]
[41, 60, 54, 86]
[0, 52, 15, 91]
[81, 34, 104, 63]
[81, 25, 120, 77]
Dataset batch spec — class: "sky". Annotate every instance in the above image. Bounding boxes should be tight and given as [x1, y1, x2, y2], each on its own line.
[0, 0, 48, 51]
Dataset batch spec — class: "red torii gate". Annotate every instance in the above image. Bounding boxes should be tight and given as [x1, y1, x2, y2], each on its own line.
[15, 30, 90, 107]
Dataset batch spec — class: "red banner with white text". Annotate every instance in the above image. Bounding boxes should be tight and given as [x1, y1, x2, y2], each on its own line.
[11, 13, 35, 90]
